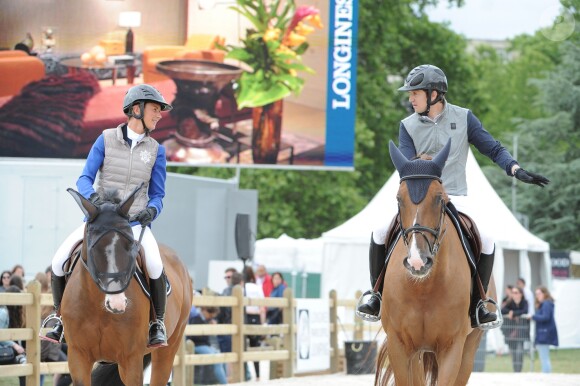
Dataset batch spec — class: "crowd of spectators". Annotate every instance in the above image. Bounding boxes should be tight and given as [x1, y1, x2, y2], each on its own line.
[0, 264, 72, 386]
[500, 277, 559, 374]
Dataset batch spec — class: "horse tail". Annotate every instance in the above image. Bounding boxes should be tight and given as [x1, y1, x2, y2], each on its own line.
[91, 354, 152, 385]
[374, 336, 394, 386]
[422, 351, 438, 386]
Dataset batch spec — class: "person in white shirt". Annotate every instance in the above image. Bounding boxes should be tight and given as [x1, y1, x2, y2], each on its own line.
[242, 266, 265, 381]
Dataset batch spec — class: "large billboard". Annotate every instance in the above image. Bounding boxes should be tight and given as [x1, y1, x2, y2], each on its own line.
[0, 0, 358, 170]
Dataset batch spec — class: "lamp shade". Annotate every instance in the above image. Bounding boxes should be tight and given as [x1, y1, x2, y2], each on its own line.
[118, 11, 141, 28]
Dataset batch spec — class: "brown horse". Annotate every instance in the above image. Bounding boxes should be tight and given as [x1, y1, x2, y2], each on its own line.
[61, 185, 192, 386]
[375, 140, 498, 386]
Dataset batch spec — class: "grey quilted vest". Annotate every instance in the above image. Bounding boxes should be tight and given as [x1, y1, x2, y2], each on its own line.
[401, 103, 470, 195]
[96, 125, 159, 218]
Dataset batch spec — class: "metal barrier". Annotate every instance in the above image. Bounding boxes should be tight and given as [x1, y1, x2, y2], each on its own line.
[500, 315, 534, 372]
[0, 281, 379, 385]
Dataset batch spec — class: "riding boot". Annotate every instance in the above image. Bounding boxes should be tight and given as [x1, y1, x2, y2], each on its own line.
[356, 234, 387, 319]
[148, 273, 168, 347]
[470, 249, 498, 328]
[45, 272, 67, 342]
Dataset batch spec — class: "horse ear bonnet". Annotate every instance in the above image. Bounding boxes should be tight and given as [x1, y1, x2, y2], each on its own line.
[400, 160, 443, 204]
[390, 140, 449, 205]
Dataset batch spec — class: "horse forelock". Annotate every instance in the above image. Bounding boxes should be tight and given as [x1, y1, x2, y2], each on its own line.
[101, 189, 122, 204]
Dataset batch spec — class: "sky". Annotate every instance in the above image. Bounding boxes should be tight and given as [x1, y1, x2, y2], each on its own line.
[427, 0, 566, 40]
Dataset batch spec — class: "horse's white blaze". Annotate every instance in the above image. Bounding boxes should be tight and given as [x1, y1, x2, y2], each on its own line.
[105, 233, 121, 272]
[407, 210, 425, 270]
[106, 293, 127, 313]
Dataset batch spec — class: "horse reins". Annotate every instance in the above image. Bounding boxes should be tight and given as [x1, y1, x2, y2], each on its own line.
[398, 175, 447, 256]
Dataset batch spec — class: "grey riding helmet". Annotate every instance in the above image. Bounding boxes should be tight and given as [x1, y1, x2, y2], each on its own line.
[398, 64, 448, 94]
[122, 84, 173, 117]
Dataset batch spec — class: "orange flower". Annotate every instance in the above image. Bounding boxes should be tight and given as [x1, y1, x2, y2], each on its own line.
[294, 21, 315, 36]
[284, 31, 307, 47]
[263, 27, 281, 42]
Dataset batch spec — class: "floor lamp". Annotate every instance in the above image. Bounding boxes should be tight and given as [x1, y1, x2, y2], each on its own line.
[118, 11, 141, 54]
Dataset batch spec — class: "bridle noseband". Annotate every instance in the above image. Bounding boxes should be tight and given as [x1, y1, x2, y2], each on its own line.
[398, 174, 447, 256]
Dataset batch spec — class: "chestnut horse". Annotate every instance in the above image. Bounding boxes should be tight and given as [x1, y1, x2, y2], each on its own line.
[375, 140, 498, 386]
[61, 185, 192, 386]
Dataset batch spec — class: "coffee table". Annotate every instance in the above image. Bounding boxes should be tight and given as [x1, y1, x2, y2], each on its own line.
[61, 57, 139, 85]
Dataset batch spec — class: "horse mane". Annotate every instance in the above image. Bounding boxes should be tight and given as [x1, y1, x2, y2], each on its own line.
[413, 153, 433, 161]
[101, 189, 122, 204]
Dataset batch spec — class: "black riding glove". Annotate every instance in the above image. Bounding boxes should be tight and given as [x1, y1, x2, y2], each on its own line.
[514, 168, 550, 187]
[89, 193, 103, 206]
[133, 207, 157, 226]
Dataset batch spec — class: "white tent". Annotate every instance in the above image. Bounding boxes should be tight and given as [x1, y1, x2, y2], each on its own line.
[254, 234, 324, 273]
[320, 150, 552, 302]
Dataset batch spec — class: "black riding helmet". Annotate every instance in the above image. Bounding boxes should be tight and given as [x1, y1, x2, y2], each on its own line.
[122, 84, 172, 134]
[398, 64, 447, 115]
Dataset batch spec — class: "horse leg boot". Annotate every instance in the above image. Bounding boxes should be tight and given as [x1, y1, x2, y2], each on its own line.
[44, 272, 67, 342]
[148, 272, 168, 347]
[356, 234, 386, 321]
[470, 250, 498, 328]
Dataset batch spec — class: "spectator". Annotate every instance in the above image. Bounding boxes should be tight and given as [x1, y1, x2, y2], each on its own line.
[242, 266, 265, 381]
[1, 285, 26, 386]
[215, 269, 242, 373]
[45, 266, 52, 290]
[36, 273, 72, 386]
[11, 265, 25, 279]
[266, 272, 287, 325]
[9, 275, 24, 291]
[1, 271, 10, 292]
[516, 278, 534, 315]
[255, 264, 273, 297]
[531, 286, 559, 373]
[223, 267, 237, 291]
[501, 284, 513, 309]
[500, 286, 529, 372]
[187, 306, 227, 384]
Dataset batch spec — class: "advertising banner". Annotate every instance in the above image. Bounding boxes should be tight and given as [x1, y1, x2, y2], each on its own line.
[0, 0, 358, 170]
[295, 298, 330, 373]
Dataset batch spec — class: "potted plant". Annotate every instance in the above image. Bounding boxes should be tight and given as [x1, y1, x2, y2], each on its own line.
[220, 0, 323, 163]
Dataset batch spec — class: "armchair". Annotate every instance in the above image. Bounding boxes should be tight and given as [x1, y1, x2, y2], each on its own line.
[0, 50, 45, 97]
[142, 34, 226, 83]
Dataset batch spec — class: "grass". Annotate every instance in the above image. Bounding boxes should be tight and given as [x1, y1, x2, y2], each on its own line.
[481, 348, 580, 374]
[1, 349, 579, 385]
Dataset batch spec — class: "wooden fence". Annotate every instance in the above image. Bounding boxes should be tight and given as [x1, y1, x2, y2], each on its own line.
[0, 281, 380, 385]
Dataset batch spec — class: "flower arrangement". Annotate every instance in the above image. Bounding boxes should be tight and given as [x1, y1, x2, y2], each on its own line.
[220, 0, 324, 109]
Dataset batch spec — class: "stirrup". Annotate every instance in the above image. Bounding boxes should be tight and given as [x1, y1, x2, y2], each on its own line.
[148, 320, 168, 348]
[355, 290, 382, 323]
[473, 298, 503, 330]
[39, 313, 64, 343]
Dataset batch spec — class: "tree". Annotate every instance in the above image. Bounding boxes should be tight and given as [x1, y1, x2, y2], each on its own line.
[510, 41, 580, 249]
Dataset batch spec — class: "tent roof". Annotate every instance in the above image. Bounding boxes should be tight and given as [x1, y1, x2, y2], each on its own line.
[322, 151, 549, 252]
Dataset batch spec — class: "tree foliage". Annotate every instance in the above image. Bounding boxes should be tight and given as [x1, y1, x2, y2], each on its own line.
[510, 41, 580, 249]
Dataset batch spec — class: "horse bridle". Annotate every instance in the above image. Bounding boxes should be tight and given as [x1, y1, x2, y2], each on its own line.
[81, 221, 145, 294]
[398, 174, 447, 256]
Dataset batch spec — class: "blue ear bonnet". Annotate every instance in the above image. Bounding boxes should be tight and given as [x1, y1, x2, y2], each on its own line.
[400, 160, 443, 204]
[389, 139, 450, 205]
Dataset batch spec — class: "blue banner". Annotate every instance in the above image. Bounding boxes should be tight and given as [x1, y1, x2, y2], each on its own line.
[324, 0, 358, 168]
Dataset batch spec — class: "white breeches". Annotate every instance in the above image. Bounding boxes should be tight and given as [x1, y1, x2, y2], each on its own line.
[51, 223, 164, 279]
[372, 195, 495, 255]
